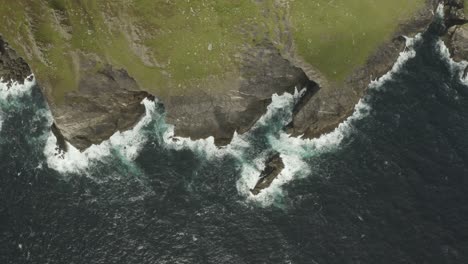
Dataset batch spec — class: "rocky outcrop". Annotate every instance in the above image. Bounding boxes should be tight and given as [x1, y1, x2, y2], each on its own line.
[443, 0, 468, 78]
[444, 0, 468, 63]
[50, 55, 152, 150]
[450, 24, 468, 61]
[250, 153, 285, 195]
[0, 36, 31, 84]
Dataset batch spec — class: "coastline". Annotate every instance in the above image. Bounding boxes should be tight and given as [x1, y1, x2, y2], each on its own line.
[0, 0, 466, 152]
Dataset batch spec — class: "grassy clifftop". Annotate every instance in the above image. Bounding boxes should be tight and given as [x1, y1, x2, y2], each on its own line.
[291, 0, 424, 81]
[0, 0, 424, 102]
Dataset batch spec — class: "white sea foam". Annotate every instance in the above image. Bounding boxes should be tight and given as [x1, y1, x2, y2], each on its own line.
[160, 89, 305, 161]
[435, 39, 468, 85]
[0, 75, 36, 99]
[369, 34, 421, 90]
[233, 91, 308, 206]
[0, 75, 36, 131]
[436, 3, 445, 19]
[283, 34, 421, 153]
[161, 127, 222, 159]
[243, 105, 359, 205]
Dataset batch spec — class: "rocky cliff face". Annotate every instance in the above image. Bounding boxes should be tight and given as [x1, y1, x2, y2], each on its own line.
[51, 57, 152, 150]
[0, 37, 30, 84]
[0, 0, 465, 151]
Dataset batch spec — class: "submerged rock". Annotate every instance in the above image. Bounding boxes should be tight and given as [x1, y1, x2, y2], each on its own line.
[250, 153, 285, 196]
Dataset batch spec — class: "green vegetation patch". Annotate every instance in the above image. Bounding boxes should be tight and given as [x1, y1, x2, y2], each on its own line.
[465, 0, 468, 16]
[0, 0, 262, 100]
[290, 0, 425, 82]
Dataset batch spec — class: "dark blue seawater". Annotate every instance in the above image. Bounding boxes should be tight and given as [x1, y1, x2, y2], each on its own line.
[1, 21, 468, 264]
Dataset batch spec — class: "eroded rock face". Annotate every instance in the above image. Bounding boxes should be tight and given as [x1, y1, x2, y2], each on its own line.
[51, 55, 151, 150]
[444, 0, 467, 26]
[450, 24, 468, 61]
[0, 36, 31, 84]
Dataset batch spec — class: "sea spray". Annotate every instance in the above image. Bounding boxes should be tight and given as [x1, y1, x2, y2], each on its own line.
[0, 75, 35, 99]
[369, 34, 422, 90]
[435, 39, 468, 84]
[0, 75, 36, 131]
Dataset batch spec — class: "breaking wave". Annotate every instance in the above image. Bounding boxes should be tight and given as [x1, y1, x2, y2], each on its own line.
[0, 75, 36, 131]
[436, 39, 468, 84]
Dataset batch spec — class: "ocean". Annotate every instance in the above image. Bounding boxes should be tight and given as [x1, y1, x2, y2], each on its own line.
[1, 16, 468, 264]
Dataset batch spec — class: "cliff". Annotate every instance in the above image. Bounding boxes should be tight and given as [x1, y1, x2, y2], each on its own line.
[0, 0, 466, 151]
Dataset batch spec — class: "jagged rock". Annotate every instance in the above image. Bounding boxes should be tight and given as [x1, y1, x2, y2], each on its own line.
[450, 24, 468, 61]
[444, 0, 467, 27]
[250, 153, 285, 196]
[0, 36, 31, 84]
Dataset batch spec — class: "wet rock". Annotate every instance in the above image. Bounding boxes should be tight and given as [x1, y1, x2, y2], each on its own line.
[0, 36, 31, 85]
[444, 0, 467, 27]
[450, 24, 468, 61]
[250, 153, 285, 196]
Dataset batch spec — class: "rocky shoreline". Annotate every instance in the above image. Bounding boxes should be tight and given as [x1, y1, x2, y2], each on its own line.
[0, 0, 466, 159]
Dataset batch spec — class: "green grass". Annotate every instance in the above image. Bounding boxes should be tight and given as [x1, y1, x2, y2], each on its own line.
[465, 0, 468, 16]
[0, 0, 426, 102]
[290, 0, 424, 82]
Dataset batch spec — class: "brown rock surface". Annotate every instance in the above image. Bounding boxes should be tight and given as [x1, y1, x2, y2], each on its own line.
[450, 24, 468, 61]
[0, 36, 31, 84]
[50, 55, 152, 150]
